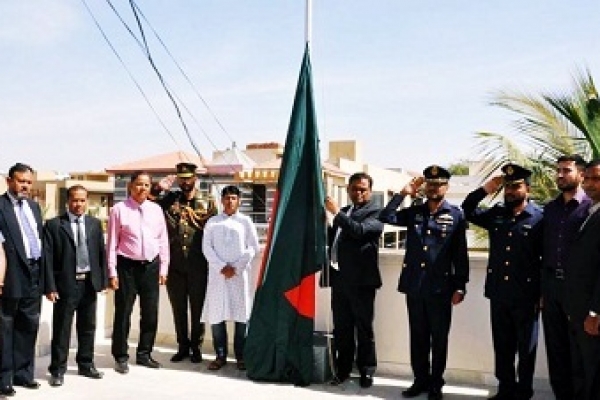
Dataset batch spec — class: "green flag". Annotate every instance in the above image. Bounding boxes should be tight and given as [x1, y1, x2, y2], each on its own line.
[245, 45, 327, 386]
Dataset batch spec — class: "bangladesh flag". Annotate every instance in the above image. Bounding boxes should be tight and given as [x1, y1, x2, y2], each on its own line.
[244, 45, 327, 386]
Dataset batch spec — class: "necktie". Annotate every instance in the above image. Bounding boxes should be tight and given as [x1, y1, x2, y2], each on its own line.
[75, 217, 90, 272]
[330, 206, 353, 266]
[17, 200, 41, 259]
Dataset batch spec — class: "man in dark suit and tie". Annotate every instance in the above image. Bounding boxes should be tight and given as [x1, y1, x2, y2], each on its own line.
[0, 162, 45, 396]
[379, 165, 469, 400]
[324, 172, 383, 389]
[565, 159, 600, 400]
[43, 185, 108, 387]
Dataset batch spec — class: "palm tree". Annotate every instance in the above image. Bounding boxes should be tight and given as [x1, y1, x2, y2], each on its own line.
[474, 69, 600, 202]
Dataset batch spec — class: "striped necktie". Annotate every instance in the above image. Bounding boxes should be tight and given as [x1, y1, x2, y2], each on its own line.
[17, 199, 41, 259]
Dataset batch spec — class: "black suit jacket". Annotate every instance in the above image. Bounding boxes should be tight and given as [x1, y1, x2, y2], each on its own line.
[324, 200, 384, 289]
[565, 209, 600, 325]
[43, 213, 108, 296]
[0, 193, 44, 298]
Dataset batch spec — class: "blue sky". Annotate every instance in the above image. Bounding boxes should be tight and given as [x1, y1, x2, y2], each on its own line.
[2, 1, 600, 173]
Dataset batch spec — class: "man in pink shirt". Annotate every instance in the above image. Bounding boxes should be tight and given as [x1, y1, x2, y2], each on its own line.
[106, 171, 169, 374]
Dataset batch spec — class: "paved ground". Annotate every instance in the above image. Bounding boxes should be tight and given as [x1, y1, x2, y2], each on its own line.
[13, 340, 553, 400]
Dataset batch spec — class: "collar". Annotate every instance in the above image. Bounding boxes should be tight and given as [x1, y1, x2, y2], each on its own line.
[67, 211, 85, 223]
[126, 197, 147, 210]
[6, 191, 22, 206]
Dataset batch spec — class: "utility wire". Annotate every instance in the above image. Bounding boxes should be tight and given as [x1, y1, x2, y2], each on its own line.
[80, 0, 185, 155]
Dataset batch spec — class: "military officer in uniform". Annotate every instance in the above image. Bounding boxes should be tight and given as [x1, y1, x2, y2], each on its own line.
[153, 162, 217, 363]
[379, 165, 469, 400]
[462, 163, 543, 400]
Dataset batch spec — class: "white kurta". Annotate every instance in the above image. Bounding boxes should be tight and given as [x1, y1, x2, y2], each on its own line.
[201, 212, 260, 325]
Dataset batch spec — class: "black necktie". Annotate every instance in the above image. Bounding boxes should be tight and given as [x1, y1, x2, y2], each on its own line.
[76, 217, 90, 271]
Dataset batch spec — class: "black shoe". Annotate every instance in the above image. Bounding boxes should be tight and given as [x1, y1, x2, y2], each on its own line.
[170, 349, 190, 362]
[402, 383, 428, 398]
[428, 387, 443, 400]
[359, 374, 374, 388]
[136, 357, 161, 369]
[114, 361, 129, 374]
[329, 374, 349, 385]
[12, 379, 40, 389]
[190, 349, 202, 363]
[0, 386, 15, 396]
[49, 374, 64, 387]
[78, 366, 103, 379]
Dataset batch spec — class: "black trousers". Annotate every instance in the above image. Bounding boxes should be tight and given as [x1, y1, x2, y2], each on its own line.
[406, 293, 452, 389]
[0, 296, 41, 387]
[112, 257, 159, 362]
[569, 318, 600, 400]
[331, 285, 377, 378]
[49, 278, 97, 375]
[541, 272, 573, 400]
[490, 300, 539, 398]
[166, 265, 207, 351]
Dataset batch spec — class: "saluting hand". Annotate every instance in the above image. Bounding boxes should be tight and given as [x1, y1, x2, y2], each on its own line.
[158, 175, 177, 191]
[401, 176, 425, 197]
[483, 176, 503, 195]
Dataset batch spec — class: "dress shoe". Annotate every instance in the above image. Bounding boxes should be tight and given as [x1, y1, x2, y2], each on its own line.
[428, 387, 443, 400]
[13, 379, 40, 389]
[329, 374, 349, 385]
[49, 374, 64, 387]
[359, 374, 373, 388]
[78, 366, 103, 379]
[402, 383, 429, 398]
[0, 386, 16, 396]
[207, 357, 227, 371]
[114, 361, 129, 374]
[170, 349, 190, 362]
[136, 357, 161, 369]
[190, 349, 202, 364]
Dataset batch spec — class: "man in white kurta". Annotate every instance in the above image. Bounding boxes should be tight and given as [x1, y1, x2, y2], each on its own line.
[202, 185, 259, 371]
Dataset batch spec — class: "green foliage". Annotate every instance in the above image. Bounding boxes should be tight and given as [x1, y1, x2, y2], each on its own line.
[475, 68, 600, 203]
[447, 161, 470, 176]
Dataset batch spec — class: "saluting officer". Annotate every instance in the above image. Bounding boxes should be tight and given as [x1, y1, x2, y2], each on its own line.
[461, 163, 543, 400]
[379, 165, 469, 400]
[153, 162, 217, 363]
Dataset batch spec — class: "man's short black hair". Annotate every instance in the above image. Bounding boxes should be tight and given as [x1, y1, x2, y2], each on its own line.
[130, 170, 150, 182]
[557, 154, 586, 169]
[8, 163, 34, 178]
[586, 159, 600, 169]
[67, 184, 88, 199]
[221, 185, 241, 197]
[348, 172, 373, 189]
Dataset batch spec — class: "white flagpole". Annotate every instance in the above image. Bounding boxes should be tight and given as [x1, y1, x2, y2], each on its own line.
[305, 0, 312, 48]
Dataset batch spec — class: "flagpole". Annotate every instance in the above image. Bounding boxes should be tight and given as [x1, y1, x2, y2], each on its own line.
[305, 0, 312, 48]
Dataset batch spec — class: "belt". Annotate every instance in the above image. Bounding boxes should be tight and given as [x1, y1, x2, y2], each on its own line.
[547, 268, 565, 279]
[118, 255, 158, 266]
[75, 273, 89, 281]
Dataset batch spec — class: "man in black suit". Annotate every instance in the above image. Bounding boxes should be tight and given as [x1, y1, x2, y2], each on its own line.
[324, 172, 383, 388]
[565, 159, 600, 400]
[0, 162, 44, 396]
[43, 185, 108, 387]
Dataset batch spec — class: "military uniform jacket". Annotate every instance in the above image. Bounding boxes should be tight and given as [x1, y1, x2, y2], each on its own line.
[325, 201, 383, 289]
[462, 188, 543, 305]
[155, 190, 216, 272]
[379, 194, 469, 296]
